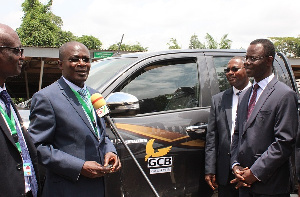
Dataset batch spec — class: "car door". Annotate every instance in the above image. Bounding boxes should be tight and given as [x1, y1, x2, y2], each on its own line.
[103, 52, 214, 197]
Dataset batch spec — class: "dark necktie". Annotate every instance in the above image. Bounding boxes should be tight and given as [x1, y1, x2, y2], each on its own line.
[236, 90, 242, 96]
[0, 90, 38, 197]
[0, 90, 11, 117]
[247, 84, 259, 119]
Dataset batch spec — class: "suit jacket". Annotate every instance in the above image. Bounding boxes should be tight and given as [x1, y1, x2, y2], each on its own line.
[0, 101, 40, 196]
[231, 78, 298, 195]
[28, 77, 117, 197]
[205, 88, 234, 185]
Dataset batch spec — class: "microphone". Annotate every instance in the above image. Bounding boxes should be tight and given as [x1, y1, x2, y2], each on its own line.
[91, 93, 109, 117]
[90, 93, 160, 197]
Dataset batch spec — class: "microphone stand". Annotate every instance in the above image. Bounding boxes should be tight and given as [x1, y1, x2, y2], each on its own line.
[104, 115, 160, 197]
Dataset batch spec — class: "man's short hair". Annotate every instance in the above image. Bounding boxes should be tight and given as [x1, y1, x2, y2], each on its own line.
[231, 56, 245, 62]
[250, 39, 275, 58]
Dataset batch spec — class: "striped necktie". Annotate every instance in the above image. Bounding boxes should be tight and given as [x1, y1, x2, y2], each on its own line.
[247, 84, 259, 119]
[77, 88, 92, 111]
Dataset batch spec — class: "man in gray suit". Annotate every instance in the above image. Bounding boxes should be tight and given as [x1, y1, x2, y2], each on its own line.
[205, 56, 251, 197]
[28, 41, 121, 197]
[231, 39, 298, 196]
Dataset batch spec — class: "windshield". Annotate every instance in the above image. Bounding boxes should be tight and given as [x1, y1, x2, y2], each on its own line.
[86, 57, 138, 89]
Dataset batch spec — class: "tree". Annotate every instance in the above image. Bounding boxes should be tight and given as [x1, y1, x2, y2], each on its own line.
[17, 0, 102, 48]
[167, 38, 181, 49]
[77, 35, 102, 50]
[219, 34, 232, 49]
[108, 42, 147, 52]
[189, 34, 205, 49]
[188, 33, 232, 49]
[205, 33, 218, 49]
[269, 36, 300, 57]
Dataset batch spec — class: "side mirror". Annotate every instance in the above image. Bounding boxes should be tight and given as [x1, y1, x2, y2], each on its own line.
[106, 92, 140, 117]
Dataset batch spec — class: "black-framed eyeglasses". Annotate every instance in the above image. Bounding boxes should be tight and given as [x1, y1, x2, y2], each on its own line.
[224, 66, 243, 73]
[245, 55, 269, 62]
[0, 46, 24, 56]
[65, 57, 91, 63]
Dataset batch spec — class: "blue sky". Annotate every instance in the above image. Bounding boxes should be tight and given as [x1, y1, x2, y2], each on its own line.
[1, 0, 300, 51]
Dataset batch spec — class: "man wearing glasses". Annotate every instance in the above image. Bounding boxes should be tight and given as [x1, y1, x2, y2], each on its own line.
[231, 39, 298, 197]
[205, 56, 251, 197]
[28, 41, 121, 197]
[0, 23, 40, 197]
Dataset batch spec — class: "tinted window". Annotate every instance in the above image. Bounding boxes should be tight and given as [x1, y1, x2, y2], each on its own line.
[118, 58, 199, 114]
[86, 57, 137, 89]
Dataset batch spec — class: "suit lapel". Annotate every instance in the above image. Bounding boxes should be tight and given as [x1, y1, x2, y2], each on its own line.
[244, 78, 277, 131]
[224, 88, 233, 134]
[0, 103, 26, 151]
[57, 78, 99, 140]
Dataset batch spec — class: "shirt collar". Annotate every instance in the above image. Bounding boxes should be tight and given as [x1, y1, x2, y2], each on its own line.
[62, 77, 86, 92]
[253, 73, 274, 90]
[0, 84, 7, 92]
[232, 81, 252, 95]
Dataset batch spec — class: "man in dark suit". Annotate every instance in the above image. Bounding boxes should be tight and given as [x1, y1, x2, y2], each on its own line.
[205, 56, 251, 197]
[231, 39, 298, 197]
[0, 23, 40, 197]
[28, 41, 121, 197]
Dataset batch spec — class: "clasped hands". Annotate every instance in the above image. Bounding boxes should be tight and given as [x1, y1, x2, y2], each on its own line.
[230, 165, 258, 189]
[81, 152, 121, 178]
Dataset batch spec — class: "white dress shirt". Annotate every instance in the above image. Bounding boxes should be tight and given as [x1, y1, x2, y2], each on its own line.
[231, 82, 252, 142]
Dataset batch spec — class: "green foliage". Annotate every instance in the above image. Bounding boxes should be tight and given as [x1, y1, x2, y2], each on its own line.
[167, 38, 181, 49]
[189, 34, 205, 49]
[269, 36, 300, 57]
[76, 35, 102, 50]
[188, 33, 232, 49]
[108, 42, 147, 51]
[17, 0, 102, 48]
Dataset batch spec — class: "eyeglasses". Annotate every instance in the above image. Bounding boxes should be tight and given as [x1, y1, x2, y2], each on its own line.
[245, 55, 269, 62]
[66, 57, 91, 63]
[0, 46, 24, 56]
[224, 66, 243, 73]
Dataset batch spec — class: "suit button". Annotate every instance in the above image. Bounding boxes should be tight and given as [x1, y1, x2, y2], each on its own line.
[227, 153, 230, 155]
[240, 151, 244, 155]
[16, 163, 22, 171]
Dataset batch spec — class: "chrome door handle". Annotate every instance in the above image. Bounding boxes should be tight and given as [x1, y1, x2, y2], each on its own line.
[186, 124, 207, 134]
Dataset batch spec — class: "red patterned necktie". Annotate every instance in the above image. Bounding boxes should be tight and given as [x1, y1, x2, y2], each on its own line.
[247, 84, 259, 119]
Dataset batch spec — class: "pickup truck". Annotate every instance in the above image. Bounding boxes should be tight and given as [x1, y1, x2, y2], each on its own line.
[85, 49, 299, 197]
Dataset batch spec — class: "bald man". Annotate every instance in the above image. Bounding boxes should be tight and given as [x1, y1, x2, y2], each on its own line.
[28, 41, 121, 197]
[0, 23, 40, 196]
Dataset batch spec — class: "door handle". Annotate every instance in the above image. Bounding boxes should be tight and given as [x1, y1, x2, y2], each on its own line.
[186, 124, 207, 134]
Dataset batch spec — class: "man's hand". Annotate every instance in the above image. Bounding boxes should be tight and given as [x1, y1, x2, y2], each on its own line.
[230, 166, 251, 189]
[241, 168, 258, 185]
[205, 174, 218, 190]
[80, 161, 112, 178]
[103, 152, 121, 173]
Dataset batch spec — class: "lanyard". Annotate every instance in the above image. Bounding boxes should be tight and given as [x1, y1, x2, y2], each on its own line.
[71, 88, 98, 137]
[0, 105, 22, 152]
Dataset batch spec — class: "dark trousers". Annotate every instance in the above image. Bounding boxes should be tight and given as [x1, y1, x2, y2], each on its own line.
[239, 187, 289, 197]
[218, 173, 239, 197]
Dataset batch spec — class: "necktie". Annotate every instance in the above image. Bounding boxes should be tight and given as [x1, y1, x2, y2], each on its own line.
[0, 90, 38, 197]
[236, 90, 242, 96]
[77, 89, 99, 136]
[0, 90, 11, 117]
[247, 84, 259, 119]
[77, 88, 92, 111]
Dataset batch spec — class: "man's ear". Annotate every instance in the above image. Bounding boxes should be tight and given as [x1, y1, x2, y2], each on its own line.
[266, 56, 274, 67]
[58, 60, 63, 70]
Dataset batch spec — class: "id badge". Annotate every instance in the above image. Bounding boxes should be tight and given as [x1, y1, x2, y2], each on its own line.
[23, 160, 32, 177]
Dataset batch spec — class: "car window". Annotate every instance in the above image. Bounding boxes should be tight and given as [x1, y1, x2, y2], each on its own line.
[117, 58, 199, 114]
[86, 57, 138, 90]
[213, 57, 234, 92]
